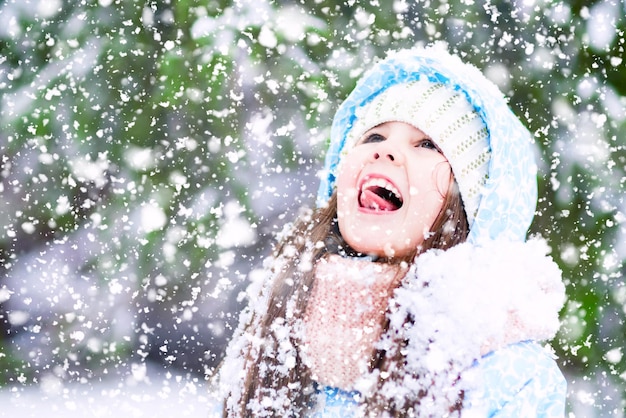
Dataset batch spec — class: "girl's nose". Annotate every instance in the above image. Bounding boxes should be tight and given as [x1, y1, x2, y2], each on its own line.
[371, 142, 404, 165]
[373, 151, 396, 161]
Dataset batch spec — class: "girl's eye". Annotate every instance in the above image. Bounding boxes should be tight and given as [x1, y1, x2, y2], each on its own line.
[417, 139, 439, 152]
[361, 133, 385, 144]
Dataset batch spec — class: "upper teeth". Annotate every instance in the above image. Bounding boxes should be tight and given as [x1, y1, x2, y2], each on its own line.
[361, 178, 401, 200]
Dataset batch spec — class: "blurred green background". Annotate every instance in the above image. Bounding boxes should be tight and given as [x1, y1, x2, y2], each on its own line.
[0, 0, 624, 415]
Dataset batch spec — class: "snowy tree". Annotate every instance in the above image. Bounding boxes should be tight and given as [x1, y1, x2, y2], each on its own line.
[0, 0, 624, 415]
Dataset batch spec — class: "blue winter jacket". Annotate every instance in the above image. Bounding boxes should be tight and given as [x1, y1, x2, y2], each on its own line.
[311, 342, 566, 417]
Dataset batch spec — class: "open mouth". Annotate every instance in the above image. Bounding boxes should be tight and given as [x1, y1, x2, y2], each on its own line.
[358, 177, 403, 211]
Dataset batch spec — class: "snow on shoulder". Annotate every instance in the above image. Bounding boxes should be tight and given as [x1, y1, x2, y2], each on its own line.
[366, 237, 565, 414]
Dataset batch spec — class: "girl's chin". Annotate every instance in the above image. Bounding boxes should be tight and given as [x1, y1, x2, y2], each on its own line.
[345, 239, 414, 259]
[339, 217, 420, 258]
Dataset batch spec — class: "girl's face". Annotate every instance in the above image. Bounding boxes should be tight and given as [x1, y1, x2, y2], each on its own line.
[336, 121, 452, 258]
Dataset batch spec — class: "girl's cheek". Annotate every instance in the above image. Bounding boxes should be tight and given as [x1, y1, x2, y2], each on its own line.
[433, 162, 452, 196]
[338, 150, 367, 176]
[336, 183, 357, 210]
[344, 186, 358, 199]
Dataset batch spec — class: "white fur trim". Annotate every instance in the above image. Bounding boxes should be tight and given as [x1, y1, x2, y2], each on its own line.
[395, 237, 565, 367]
[364, 237, 565, 413]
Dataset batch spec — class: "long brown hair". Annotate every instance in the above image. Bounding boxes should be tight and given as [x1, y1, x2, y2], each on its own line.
[223, 177, 469, 417]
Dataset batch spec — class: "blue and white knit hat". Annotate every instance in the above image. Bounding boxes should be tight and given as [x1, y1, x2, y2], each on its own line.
[344, 78, 491, 226]
[318, 46, 538, 243]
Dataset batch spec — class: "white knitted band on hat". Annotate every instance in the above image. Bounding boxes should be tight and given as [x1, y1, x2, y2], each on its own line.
[344, 78, 491, 226]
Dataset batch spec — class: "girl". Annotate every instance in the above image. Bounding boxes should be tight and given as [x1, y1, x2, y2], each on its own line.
[216, 46, 567, 417]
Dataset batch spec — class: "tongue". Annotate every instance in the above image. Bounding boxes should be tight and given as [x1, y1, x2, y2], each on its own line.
[359, 189, 397, 211]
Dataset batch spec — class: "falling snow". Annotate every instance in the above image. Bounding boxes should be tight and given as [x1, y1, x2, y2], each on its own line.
[0, 0, 625, 417]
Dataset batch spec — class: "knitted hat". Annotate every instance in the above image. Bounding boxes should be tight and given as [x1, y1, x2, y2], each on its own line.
[343, 78, 491, 225]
